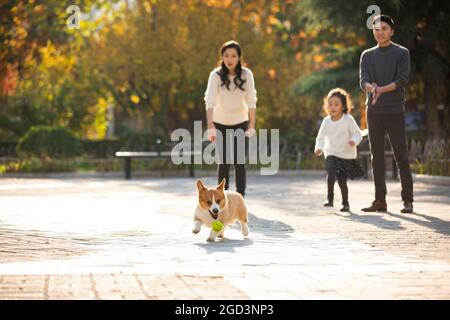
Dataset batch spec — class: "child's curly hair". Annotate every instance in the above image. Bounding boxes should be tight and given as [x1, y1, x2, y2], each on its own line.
[322, 88, 354, 116]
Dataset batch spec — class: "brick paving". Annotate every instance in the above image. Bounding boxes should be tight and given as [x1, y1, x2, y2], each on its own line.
[0, 173, 449, 299]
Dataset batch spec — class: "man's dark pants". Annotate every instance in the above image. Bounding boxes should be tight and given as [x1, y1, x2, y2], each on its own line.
[367, 111, 414, 203]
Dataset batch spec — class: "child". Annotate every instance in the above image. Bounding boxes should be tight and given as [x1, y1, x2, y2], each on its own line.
[314, 88, 364, 212]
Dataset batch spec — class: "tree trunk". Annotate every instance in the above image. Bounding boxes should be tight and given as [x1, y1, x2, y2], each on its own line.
[424, 82, 442, 140]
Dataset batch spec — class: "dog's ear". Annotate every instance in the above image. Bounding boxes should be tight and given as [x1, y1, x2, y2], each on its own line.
[217, 178, 226, 190]
[197, 179, 207, 192]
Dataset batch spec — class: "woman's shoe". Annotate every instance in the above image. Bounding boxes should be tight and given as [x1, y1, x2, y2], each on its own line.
[340, 202, 350, 212]
[323, 200, 334, 207]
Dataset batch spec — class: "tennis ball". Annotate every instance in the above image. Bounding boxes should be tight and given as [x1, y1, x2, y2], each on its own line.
[212, 220, 223, 232]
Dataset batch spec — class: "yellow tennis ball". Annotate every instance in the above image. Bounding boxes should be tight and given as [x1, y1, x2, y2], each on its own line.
[212, 220, 223, 232]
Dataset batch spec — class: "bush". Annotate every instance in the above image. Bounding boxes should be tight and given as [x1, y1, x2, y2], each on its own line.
[17, 126, 83, 159]
[82, 139, 121, 158]
[0, 140, 18, 157]
[117, 129, 168, 151]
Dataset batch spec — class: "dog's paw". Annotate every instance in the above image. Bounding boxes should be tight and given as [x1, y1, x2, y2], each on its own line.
[192, 229, 200, 234]
[241, 223, 249, 237]
[206, 237, 215, 242]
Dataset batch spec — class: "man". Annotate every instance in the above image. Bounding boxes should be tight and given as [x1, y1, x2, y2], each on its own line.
[359, 14, 414, 213]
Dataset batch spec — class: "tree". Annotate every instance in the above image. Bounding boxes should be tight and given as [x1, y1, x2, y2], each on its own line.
[84, 0, 308, 151]
[0, 0, 105, 139]
[292, 0, 450, 139]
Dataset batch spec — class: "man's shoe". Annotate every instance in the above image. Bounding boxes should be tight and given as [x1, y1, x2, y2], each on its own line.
[340, 202, 350, 212]
[401, 201, 413, 213]
[323, 200, 334, 207]
[362, 200, 387, 212]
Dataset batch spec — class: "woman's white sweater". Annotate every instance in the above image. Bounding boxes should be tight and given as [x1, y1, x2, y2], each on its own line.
[204, 67, 257, 126]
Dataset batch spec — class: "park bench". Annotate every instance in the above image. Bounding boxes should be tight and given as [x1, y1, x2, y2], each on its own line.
[115, 150, 202, 179]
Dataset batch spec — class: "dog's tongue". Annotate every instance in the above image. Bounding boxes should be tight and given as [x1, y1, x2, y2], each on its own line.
[209, 210, 218, 220]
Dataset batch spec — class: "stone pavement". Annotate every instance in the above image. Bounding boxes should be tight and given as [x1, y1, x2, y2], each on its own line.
[0, 173, 449, 299]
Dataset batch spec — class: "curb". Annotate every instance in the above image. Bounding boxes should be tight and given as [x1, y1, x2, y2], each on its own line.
[1, 170, 448, 185]
[0, 169, 323, 179]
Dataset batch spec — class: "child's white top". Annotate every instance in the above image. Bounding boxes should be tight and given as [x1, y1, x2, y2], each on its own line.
[314, 113, 362, 159]
[204, 67, 257, 126]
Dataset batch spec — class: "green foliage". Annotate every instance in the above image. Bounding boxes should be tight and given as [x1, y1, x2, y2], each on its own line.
[17, 126, 83, 158]
[293, 68, 360, 98]
[81, 139, 121, 158]
[411, 159, 450, 177]
[1, 0, 448, 161]
[294, 0, 450, 138]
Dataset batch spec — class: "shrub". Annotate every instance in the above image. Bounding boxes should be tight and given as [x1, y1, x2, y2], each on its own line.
[17, 126, 83, 158]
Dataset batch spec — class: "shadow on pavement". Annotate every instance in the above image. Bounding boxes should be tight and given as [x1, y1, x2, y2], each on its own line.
[246, 213, 295, 238]
[0, 225, 171, 264]
[194, 211, 295, 253]
[410, 188, 450, 198]
[0, 224, 98, 263]
[337, 211, 405, 231]
[195, 238, 254, 254]
[386, 211, 450, 236]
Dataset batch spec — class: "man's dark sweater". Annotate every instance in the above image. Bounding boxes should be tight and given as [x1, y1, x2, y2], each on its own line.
[359, 42, 410, 114]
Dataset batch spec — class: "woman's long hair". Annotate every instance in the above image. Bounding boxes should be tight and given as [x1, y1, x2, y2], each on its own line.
[216, 40, 246, 91]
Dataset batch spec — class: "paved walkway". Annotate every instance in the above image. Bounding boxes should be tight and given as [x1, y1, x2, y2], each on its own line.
[0, 173, 449, 299]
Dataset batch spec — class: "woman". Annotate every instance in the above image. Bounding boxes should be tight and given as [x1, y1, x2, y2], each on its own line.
[204, 40, 257, 198]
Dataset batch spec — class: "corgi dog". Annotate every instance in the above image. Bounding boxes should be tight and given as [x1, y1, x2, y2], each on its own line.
[193, 178, 249, 242]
